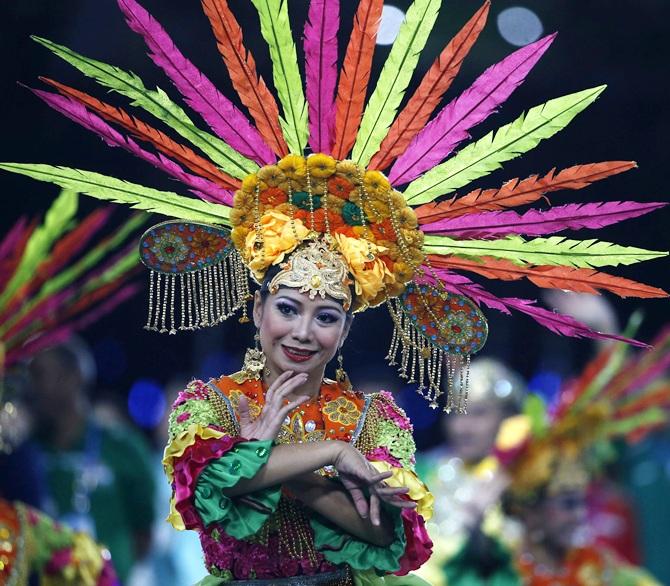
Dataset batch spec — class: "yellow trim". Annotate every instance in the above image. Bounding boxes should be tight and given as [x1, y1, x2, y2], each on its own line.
[162, 423, 227, 481]
[369, 460, 434, 521]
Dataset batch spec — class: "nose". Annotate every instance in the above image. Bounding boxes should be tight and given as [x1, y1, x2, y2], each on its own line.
[291, 313, 313, 343]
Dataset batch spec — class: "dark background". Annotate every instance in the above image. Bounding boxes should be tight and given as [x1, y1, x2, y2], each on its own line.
[1, 1, 668, 435]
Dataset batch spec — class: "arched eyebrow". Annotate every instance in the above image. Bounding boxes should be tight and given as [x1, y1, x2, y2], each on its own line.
[276, 294, 345, 315]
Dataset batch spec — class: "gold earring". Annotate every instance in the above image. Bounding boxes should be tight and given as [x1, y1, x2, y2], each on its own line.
[335, 349, 352, 391]
[241, 331, 266, 380]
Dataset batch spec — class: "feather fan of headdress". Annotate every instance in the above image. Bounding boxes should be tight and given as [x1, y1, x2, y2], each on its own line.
[0, 0, 666, 349]
[0, 190, 144, 367]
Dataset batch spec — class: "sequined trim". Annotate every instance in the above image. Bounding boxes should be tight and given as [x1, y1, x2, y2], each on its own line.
[350, 394, 373, 446]
[206, 381, 241, 436]
[223, 567, 351, 585]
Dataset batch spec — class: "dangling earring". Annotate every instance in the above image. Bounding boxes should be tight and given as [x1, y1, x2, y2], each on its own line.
[335, 349, 352, 391]
[242, 331, 266, 380]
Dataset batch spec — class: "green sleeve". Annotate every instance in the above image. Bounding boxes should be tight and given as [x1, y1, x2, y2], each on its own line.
[310, 501, 407, 574]
[194, 440, 281, 540]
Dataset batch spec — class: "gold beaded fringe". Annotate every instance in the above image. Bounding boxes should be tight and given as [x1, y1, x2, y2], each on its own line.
[144, 251, 250, 334]
[386, 298, 471, 414]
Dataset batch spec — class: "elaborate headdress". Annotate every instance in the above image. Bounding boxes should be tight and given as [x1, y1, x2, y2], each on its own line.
[0, 189, 142, 452]
[495, 317, 670, 501]
[1, 0, 667, 411]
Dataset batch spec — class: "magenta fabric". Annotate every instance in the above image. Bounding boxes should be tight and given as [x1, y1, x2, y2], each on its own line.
[172, 433, 243, 530]
[395, 508, 433, 576]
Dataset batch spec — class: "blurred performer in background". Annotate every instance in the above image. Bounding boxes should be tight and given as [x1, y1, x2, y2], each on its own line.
[0, 190, 144, 584]
[416, 358, 525, 586]
[28, 341, 156, 584]
[443, 326, 670, 585]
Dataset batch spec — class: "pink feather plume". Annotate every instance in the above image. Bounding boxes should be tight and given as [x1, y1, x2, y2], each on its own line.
[389, 33, 556, 186]
[0, 217, 29, 265]
[304, 0, 339, 154]
[116, 0, 274, 165]
[421, 201, 667, 238]
[31, 88, 234, 205]
[420, 265, 649, 347]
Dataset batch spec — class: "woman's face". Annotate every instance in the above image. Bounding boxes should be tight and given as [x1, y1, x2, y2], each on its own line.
[253, 288, 351, 377]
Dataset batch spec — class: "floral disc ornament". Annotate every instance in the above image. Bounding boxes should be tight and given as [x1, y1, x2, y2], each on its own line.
[139, 221, 249, 334]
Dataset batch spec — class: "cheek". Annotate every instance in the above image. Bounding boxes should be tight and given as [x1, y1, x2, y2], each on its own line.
[314, 326, 344, 355]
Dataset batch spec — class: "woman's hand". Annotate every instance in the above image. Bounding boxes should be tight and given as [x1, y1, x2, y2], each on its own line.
[332, 442, 416, 525]
[238, 371, 310, 441]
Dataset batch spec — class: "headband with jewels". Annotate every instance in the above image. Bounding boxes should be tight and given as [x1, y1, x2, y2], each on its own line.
[494, 318, 670, 500]
[2, 0, 667, 411]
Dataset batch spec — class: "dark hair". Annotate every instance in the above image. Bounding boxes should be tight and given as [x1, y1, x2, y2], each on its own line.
[258, 264, 355, 322]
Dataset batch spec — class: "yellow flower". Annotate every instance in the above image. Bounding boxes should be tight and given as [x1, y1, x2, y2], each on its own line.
[241, 173, 262, 193]
[363, 170, 391, 197]
[388, 190, 407, 210]
[234, 190, 255, 210]
[363, 199, 390, 221]
[335, 160, 361, 184]
[333, 232, 395, 304]
[396, 206, 418, 230]
[307, 153, 337, 178]
[229, 207, 254, 228]
[400, 228, 424, 249]
[231, 226, 249, 250]
[278, 154, 307, 180]
[323, 396, 361, 426]
[256, 164, 286, 187]
[393, 261, 414, 284]
[244, 210, 310, 277]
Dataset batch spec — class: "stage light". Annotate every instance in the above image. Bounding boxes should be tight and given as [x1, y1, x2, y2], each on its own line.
[128, 378, 166, 429]
[497, 6, 543, 47]
[377, 5, 405, 46]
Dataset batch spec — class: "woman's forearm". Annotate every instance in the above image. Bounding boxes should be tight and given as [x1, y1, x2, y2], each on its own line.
[286, 473, 395, 547]
[221, 440, 342, 497]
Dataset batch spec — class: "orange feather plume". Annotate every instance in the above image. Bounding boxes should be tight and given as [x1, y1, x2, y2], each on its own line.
[332, 0, 384, 159]
[427, 255, 668, 299]
[369, 1, 490, 171]
[41, 77, 241, 190]
[416, 161, 637, 224]
[201, 0, 288, 157]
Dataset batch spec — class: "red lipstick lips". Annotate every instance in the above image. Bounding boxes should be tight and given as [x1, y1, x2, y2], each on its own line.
[282, 345, 317, 363]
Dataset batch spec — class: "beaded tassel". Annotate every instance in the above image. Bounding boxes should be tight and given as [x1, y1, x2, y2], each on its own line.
[386, 298, 471, 412]
[143, 252, 250, 333]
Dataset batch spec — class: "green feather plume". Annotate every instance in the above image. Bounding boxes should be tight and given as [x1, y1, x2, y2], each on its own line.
[0, 215, 145, 338]
[423, 234, 668, 268]
[32, 36, 257, 179]
[0, 189, 78, 313]
[250, 0, 308, 154]
[404, 85, 607, 204]
[0, 163, 231, 226]
[352, 0, 441, 167]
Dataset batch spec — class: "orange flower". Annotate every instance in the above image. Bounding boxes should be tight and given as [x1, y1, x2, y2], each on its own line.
[259, 187, 288, 207]
[328, 176, 355, 198]
[369, 219, 396, 241]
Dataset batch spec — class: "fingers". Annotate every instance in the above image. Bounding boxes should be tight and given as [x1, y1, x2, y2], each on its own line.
[347, 486, 370, 519]
[238, 395, 251, 427]
[265, 370, 294, 405]
[369, 493, 380, 526]
[273, 372, 308, 405]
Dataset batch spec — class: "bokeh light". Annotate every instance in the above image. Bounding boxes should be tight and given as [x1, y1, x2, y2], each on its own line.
[497, 6, 544, 47]
[377, 5, 405, 46]
[127, 378, 166, 429]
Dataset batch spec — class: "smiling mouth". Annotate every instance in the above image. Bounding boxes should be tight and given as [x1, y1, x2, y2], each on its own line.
[282, 345, 318, 362]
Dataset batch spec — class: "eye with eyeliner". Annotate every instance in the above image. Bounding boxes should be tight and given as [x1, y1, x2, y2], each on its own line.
[275, 300, 297, 316]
